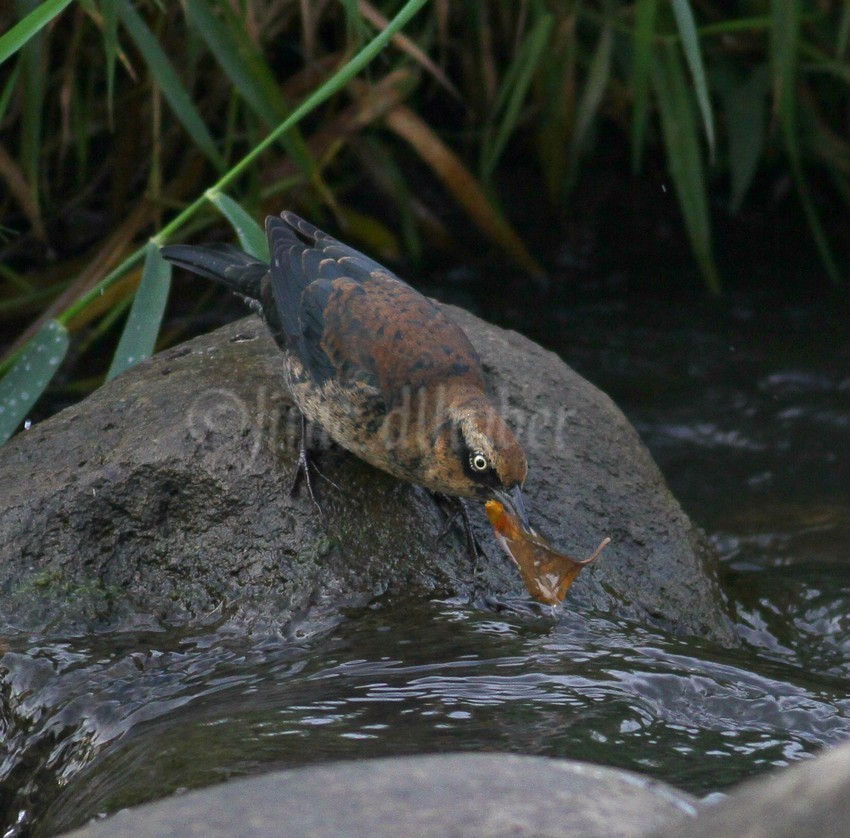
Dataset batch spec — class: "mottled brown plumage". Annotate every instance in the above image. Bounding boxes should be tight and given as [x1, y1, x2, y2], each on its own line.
[161, 211, 529, 523]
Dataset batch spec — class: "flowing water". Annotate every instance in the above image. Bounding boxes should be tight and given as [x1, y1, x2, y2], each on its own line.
[2, 280, 848, 836]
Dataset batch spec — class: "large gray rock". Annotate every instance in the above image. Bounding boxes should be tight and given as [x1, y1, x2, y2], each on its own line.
[60, 739, 850, 838]
[0, 307, 735, 642]
[61, 753, 698, 838]
[648, 739, 850, 838]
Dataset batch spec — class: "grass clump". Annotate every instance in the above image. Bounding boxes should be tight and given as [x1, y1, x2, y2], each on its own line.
[0, 1, 847, 441]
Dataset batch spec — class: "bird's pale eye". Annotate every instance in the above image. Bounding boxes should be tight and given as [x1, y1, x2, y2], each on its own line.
[470, 451, 489, 472]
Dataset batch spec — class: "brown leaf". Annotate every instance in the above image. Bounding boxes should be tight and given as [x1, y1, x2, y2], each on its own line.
[486, 500, 610, 605]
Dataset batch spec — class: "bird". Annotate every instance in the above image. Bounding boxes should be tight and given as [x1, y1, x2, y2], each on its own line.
[161, 211, 529, 528]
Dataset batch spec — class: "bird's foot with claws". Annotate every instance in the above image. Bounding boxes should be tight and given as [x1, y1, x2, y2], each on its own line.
[288, 414, 342, 521]
[436, 496, 482, 569]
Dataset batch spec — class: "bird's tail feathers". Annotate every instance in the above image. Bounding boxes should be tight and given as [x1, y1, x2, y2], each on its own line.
[160, 243, 267, 299]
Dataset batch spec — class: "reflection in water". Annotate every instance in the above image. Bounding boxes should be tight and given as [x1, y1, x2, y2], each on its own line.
[2, 291, 848, 836]
[3, 598, 849, 836]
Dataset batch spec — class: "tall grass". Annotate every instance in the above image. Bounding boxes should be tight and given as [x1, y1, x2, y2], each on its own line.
[0, 1, 847, 443]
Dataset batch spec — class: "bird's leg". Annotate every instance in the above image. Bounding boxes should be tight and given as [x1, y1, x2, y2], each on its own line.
[289, 412, 324, 519]
[436, 495, 460, 539]
[458, 500, 481, 567]
[436, 495, 481, 567]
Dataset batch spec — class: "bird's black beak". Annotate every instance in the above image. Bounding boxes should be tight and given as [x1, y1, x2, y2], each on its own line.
[495, 484, 530, 531]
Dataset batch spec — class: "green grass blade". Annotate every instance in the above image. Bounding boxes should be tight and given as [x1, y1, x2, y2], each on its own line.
[770, 0, 839, 283]
[184, 0, 285, 124]
[837, 5, 850, 59]
[208, 191, 269, 260]
[0, 0, 74, 65]
[54, 0, 430, 335]
[770, 0, 799, 119]
[107, 243, 172, 381]
[798, 42, 850, 85]
[570, 21, 612, 181]
[117, 0, 226, 172]
[184, 0, 313, 176]
[631, 0, 658, 173]
[152, 0, 431, 244]
[0, 320, 69, 444]
[724, 66, 767, 213]
[0, 60, 20, 123]
[783, 115, 841, 284]
[631, 0, 658, 172]
[787, 152, 841, 284]
[481, 12, 554, 182]
[652, 42, 720, 293]
[340, 0, 371, 43]
[17, 0, 45, 220]
[670, 0, 715, 161]
[101, 0, 118, 124]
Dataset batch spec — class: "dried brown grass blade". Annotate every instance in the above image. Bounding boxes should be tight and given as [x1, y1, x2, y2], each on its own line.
[384, 105, 546, 278]
[0, 142, 48, 243]
[264, 69, 413, 184]
[3, 138, 207, 362]
[3, 202, 151, 363]
[352, 138, 453, 251]
[357, 0, 460, 101]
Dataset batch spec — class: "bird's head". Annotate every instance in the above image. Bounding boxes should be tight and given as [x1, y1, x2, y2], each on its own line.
[429, 394, 529, 527]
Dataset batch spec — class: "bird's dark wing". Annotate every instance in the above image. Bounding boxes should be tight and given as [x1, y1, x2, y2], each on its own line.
[266, 212, 485, 403]
[266, 212, 390, 387]
[317, 272, 485, 408]
[266, 212, 387, 339]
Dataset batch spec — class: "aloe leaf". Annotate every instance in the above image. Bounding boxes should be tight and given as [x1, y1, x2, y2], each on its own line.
[670, 0, 716, 160]
[117, 0, 226, 171]
[208, 192, 269, 260]
[0, 0, 74, 65]
[107, 244, 172, 381]
[0, 321, 69, 444]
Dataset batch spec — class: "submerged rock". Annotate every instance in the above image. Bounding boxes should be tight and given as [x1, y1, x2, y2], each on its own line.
[61, 753, 698, 838]
[648, 738, 850, 838]
[58, 734, 850, 838]
[0, 308, 735, 642]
